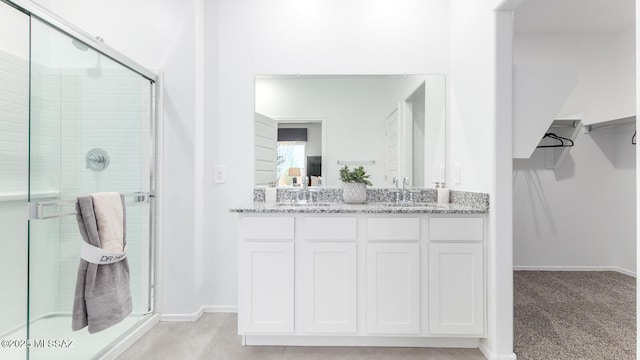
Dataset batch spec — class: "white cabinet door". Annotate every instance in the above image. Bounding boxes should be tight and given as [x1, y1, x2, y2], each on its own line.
[239, 241, 294, 333]
[429, 242, 483, 336]
[302, 242, 357, 333]
[366, 242, 420, 334]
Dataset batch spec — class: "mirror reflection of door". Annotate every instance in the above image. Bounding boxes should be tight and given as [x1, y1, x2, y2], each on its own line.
[254, 113, 278, 186]
[254, 114, 324, 187]
[406, 82, 426, 187]
[384, 108, 399, 187]
[402, 79, 446, 187]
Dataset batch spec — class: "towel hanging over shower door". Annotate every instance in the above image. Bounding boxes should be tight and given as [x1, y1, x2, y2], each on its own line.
[72, 192, 132, 334]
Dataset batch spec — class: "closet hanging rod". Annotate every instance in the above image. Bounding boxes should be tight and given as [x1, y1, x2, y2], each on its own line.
[550, 120, 580, 128]
[28, 191, 152, 220]
[583, 116, 636, 133]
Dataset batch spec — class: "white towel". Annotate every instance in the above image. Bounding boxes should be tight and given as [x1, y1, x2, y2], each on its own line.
[90, 192, 124, 252]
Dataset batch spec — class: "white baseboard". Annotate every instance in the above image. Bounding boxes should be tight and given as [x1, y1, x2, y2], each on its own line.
[610, 267, 637, 277]
[203, 305, 238, 313]
[245, 335, 480, 348]
[159, 305, 238, 322]
[159, 307, 204, 322]
[479, 342, 517, 360]
[513, 266, 636, 277]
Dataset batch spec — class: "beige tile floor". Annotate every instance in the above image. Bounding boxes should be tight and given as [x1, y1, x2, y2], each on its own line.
[118, 313, 486, 359]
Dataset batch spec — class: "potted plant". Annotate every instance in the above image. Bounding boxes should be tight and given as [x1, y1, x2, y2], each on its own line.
[339, 165, 372, 204]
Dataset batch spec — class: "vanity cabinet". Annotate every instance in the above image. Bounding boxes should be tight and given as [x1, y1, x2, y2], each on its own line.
[428, 216, 484, 336]
[301, 217, 357, 334]
[366, 218, 420, 334]
[236, 212, 486, 346]
[238, 217, 295, 333]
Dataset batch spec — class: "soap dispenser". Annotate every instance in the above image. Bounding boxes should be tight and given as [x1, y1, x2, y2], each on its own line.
[437, 182, 450, 204]
[265, 183, 277, 203]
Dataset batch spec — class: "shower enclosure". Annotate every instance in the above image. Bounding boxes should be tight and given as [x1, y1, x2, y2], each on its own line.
[0, 1, 157, 359]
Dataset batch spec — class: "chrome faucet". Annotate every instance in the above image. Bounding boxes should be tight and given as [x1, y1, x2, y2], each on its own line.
[391, 177, 412, 203]
[392, 177, 402, 202]
[402, 177, 410, 202]
[297, 176, 311, 203]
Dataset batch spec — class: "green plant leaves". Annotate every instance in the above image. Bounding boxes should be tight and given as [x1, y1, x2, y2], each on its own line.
[339, 165, 372, 186]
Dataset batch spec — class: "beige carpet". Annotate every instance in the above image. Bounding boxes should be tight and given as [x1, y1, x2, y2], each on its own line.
[514, 271, 636, 360]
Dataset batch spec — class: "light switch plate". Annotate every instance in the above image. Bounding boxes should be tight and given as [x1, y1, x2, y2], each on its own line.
[214, 165, 226, 183]
[454, 164, 461, 184]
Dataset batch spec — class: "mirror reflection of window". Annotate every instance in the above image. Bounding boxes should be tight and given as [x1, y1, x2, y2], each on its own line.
[277, 142, 306, 186]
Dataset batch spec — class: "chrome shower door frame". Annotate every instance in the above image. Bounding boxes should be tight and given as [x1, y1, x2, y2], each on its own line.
[2, 0, 159, 325]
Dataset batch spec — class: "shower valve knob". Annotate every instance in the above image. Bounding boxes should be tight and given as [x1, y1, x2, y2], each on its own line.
[86, 148, 110, 171]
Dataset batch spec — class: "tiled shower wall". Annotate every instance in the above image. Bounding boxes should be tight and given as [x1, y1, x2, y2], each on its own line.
[54, 65, 152, 315]
[53, 69, 151, 312]
[0, 50, 29, 334]
[27, 62, 63, 322]
[0, 48, 152, 335]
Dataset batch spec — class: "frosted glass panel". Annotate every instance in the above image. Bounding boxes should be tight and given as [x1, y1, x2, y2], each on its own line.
[0, 2, 29, 360]
[28, 18, 152, 360]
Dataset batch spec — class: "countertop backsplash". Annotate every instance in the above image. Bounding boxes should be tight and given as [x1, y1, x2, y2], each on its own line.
[252, 187, 489, 210]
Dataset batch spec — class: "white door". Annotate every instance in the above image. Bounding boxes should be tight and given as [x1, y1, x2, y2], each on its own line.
[302, 242, 357, 334]
[254, 112, 277, 185]
[384, 108, 399, 187]
[366, 242, 420, 334]
[238, 241, 294, 333]
[428, 242, 484, 336]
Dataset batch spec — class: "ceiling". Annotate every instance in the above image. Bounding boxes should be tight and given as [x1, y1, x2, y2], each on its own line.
[514, 0, 635, 35]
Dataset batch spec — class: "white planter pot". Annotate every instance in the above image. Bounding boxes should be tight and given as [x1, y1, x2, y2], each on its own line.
[342, 182, 367, 204]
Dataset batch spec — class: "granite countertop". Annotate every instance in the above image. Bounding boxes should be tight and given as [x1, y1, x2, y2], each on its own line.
[230, 201, 488, 214]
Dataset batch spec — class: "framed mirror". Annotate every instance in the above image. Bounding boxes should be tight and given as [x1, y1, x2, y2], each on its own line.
[255, 74, 445, 188]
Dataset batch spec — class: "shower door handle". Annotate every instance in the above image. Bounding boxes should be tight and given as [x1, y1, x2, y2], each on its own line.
[29, 199, 78, 220]
[28, 191, 151, 220]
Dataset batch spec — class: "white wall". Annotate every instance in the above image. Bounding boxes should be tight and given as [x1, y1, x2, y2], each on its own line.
[450, 1, 516, 359]
[202, 0, 221, 313]
[208, 0, 450, 312]
[513, 30, 637, 275]
[0, 2, 28, 59]
[514, 30, 636, 124]
[424, 77, 447, 186]
[449, 0, 497, 194]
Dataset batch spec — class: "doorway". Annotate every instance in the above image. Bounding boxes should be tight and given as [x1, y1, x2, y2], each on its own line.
[508, 0, 637, 358]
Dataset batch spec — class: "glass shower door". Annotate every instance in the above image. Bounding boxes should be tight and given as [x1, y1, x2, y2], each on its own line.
[28, 18, 153, 360]
[0, 2, 29, 359]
